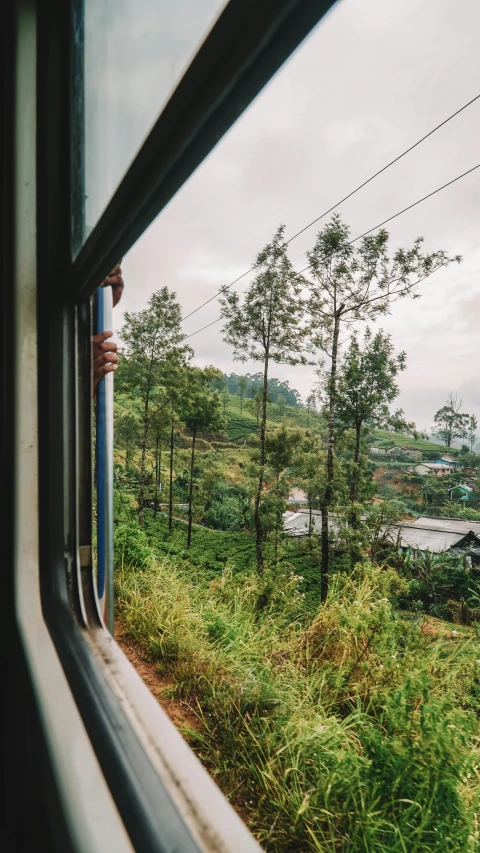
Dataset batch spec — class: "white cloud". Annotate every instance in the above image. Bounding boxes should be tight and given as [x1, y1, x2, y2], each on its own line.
[110, 0, 480, 431]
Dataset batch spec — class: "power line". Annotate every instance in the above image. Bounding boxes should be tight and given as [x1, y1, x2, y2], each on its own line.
[182, 161, 480, 341]
[181, 266, 256, 321]
[350, 162, 480, 243]
[284, 93, 480, 244]
[184, 316, 222, 340]
[180, 92, 480, 323]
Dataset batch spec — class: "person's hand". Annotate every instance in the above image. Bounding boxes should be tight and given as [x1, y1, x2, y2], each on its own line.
[93, 260, 123, 395]
[92, 330, 118, 394]
[101, 260, 124, 307]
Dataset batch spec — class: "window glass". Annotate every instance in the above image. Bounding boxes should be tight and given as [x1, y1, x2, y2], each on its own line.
[83, 0, 228, 243]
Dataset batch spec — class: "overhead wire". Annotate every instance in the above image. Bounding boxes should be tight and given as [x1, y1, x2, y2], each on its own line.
[180, 92, 480, 324]
[182, 161, 480, 340]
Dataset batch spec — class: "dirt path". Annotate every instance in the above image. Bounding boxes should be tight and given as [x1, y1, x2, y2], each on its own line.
[114, 618, 199, 734]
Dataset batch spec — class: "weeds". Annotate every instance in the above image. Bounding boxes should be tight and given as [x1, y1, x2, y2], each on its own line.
[116, 526, 480, 852]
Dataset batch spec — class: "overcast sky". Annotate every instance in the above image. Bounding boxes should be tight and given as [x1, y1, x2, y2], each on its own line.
[101, 0, 480, 431]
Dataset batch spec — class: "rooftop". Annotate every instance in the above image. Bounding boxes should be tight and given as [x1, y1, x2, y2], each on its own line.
[415, 515, 480, 534]
[414, 462, 453, 469]
[387, 523, 478, 553]
[283, 510, 341, 539]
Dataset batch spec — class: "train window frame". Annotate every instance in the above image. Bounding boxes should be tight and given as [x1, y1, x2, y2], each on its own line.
[32, 0, 336, 849]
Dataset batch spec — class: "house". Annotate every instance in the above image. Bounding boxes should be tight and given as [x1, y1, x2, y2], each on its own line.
[283, 510, 340, 540]
[409, 462, 453, 476]
[288, 486, 309, 506]
[435, 455, 461, 470]
[415, 516, 480, 536]
[386, 521, 480, 561]
[385, 446, 421, 459]
[370, 446, 387, 455]
[448, 484, 473, 502]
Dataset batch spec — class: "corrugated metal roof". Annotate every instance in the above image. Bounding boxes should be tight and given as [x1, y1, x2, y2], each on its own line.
[283, 511, 341, 538]
[388, 524, 469, 552]
[415, 462, 453, 470]
[415, 516, 480, 535]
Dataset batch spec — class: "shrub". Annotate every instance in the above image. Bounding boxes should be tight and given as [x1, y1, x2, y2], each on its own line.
[114, 522, 153, 569]
[116, 543, 480, 852]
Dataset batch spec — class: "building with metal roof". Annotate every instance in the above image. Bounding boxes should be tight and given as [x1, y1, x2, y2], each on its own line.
[388, 524, 475, 552]
[386, 520, 480, 559]
[448, 484, 473, 501]
[415, 516, 480, 535]
[283, 510, 342, 539]
[409, 462, 454, 476]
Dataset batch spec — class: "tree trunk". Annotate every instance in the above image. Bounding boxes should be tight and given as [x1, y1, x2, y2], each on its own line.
[320, 313, 341, 602]
[168, 400, 174, 532]
[348, 420, 362, 528]
[138, 400, 149, 528]
[254, 352, 269, 572]
[274, 471, 280, 567]
[240, 391, 243, 414]
[154, 434, 160, 519]
[187, 428, 196, 548]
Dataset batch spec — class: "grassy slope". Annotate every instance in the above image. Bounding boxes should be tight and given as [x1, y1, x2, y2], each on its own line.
[115, 526, 480, 853]
[369, 428, 451, 453]
[223, 392, 325, 440]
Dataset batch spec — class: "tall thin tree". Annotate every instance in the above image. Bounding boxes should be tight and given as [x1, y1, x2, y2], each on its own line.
[238, 375, 248, 413]
[117, 288, 186, 526]
[221, 226, 310, 571]
[433, 392, 469, 448]
[181, 367, 224, 548]
[306, 214, 460, 600]
[336, 329, 406, 525]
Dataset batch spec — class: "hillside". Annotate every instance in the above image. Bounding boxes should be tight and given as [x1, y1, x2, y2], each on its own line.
[223, 391, 324, 440]
[368, 428, 451, 454]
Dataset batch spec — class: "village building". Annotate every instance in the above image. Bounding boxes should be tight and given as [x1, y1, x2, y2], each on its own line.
[369, 446, 387, 455]
[283, 510, 341, 539]
[288, 486, 309, 506]
[409, 462, 454, 476]
[448, 484, 473, 502]
[385, 446, 421, 459]
[387, 521, 480, 562]
[435, 454, 461, 470]
[415, 515, 480, 536]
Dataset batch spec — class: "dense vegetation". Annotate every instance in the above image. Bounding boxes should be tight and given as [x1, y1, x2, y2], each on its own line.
[111, 215, 480, 850]
[116, 520, 480, 852]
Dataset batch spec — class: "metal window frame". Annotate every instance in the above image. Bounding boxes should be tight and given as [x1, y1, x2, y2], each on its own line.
[35, 0, 336, 850]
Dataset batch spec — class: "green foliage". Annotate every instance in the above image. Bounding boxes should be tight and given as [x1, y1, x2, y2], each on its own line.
[336, 328, 406, 432]
[220, 225, 312, 571]
[117, 545, 480, 853]
[433, 393, 471, 448]
[116, 288, 191, 524]
[225, 414, 259, 441]
[216, 371, 302, 408]
[393, 550, 480, 619]
[114, 521, 153, 569]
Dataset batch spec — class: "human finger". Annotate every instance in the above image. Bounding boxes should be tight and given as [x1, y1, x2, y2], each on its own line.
[92, 330, 113, 344]
[93, 361, 117, 394]
[93, 350, 119, 370]
[93, 339, 117, 356]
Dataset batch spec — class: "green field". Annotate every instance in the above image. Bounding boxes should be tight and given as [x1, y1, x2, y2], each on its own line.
[369, 428, 451, 454]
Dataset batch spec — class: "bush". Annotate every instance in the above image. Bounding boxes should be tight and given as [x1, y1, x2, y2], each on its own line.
[114, 522, 153, 569]
[116, 542, 480, 852]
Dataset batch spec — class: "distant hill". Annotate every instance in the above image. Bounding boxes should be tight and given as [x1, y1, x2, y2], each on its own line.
[222, 393, 455, 456]
[368, 429, 451, 454]
[222, 391, 323, 440]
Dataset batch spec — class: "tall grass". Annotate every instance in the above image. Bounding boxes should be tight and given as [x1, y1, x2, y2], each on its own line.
[116, 526, 480, 852]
